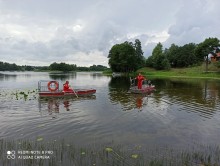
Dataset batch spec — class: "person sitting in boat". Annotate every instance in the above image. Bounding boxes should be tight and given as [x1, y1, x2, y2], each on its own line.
[135, 73, 146, 89]
[63, 81, 74, 92]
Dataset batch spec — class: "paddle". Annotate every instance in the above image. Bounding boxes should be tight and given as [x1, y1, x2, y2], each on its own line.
[73, 90, 78, 98]
[71, 87, 78, 98]
[68, 84, 78, 98]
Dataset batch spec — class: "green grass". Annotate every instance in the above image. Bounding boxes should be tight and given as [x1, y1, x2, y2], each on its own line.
[103, 68, 113, 75]
[103, 63, 220, 79]
[137, 64, 220, 80]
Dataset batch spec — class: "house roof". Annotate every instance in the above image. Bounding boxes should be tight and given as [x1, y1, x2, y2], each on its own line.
[211, 52, 220, 58]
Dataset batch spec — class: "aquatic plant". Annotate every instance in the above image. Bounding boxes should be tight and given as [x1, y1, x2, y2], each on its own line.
[1, 139, 220, 166]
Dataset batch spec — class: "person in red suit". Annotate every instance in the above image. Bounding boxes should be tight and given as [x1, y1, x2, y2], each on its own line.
[63, 81, 74, 92]
[135, 73, 146, 89]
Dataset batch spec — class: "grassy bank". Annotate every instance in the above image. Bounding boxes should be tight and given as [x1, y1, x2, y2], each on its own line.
[102, 64, 220, 79]
[138, 64, 220, 79]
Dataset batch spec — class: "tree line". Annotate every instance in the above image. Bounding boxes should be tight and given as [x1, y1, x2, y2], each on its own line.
[146, 37, 220, 70]
[108, 37, 220, 72]
[0, 61, 108, 72]
[0, 62, 35, 71]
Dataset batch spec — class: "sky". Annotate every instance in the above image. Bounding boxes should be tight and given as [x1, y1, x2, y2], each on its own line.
[0, 0, 220, 67]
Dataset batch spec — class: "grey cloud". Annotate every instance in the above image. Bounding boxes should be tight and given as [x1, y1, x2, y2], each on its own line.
[0, 0, 220, 66]
[165, 0, 220, 47]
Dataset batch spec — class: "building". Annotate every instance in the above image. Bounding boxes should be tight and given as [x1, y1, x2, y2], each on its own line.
[210, 47, 220, 62]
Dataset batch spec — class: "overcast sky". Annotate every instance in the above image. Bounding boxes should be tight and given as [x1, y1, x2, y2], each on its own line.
[0, 0, 220, 67]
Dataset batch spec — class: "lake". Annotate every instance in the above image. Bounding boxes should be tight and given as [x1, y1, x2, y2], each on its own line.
[0, 71, 220, 150]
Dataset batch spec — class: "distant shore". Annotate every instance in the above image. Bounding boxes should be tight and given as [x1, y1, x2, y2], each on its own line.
[103, 64, 220, 80]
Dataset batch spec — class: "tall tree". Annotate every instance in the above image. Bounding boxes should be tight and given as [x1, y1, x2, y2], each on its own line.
[134, 39, 145, 68]
[146, 42, 170, 70]
[176, 43, 197, 67]
[152, 43, 164, 70]
[165, 44, 179, 67]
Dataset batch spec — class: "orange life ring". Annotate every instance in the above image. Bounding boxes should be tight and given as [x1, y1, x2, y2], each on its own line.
[47, 81, 59, 92]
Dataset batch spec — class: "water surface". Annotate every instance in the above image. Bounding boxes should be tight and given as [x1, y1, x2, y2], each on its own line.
[0, 71, 220, 149]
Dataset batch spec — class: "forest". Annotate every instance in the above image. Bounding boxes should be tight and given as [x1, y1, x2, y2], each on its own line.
[0, 61, 108, 72]
[108, 37, 220, 72]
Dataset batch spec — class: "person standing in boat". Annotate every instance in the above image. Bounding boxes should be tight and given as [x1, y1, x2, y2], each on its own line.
[135, 73, 146, 89]
[63, 81, 74, 92]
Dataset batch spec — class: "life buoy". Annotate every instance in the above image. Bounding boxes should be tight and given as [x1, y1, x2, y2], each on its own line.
[47, 81, 59, 92]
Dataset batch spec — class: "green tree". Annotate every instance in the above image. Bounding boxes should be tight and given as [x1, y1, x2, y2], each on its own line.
[194, 37, 220, 71]
[0, 61, 20, 71]
[145, 56, 154, 68]
[146, 43, 170, 70]
[89, 65, 108, 71]
[108, 42, 136, 72]
[49, 62, 76, 71]
[134, 39, 145, 68]
[164, 44, 179, 67]
[152, 42, 163, 69]
[161, 57, 171, 70]
[165, 43, 197, 68]
[177, 43, 197, 67]
[108, 39, 146, 72]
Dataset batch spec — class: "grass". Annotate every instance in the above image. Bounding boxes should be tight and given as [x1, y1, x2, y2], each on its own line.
[103, 68, 113, 75]
[1, 139, 220, 166]
[103, 63, 220, 79]
[137, 63, 220, 80]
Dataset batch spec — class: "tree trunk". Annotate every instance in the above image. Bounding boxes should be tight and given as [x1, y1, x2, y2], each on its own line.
[205, 56, 208, 72]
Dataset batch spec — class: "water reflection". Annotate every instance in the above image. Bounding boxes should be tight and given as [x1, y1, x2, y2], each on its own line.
[0, 72, 17, 81]
[38, 95, 96, 118]
[63, 100, 71, 111]
[107, 77, 220, 117]
[47, 99, 60, 118]
[156, 79, 219, 104]
[108, 76, 131, 90]
[90, 72, 104, 78]
[151, 78, 220, 118]
[108, 76, 153, 111]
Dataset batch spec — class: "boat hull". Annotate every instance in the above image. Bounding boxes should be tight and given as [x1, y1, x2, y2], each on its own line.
[129, 85, 155, 94]
[39, 89, 96, 97]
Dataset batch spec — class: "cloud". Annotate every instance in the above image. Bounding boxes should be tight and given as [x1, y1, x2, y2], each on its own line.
[0, 0, 219, 66]
[165, 0, 220, 47]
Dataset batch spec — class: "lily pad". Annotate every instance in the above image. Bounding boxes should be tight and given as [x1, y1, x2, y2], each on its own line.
[105, 147, 113, 152]
[131, 154, 139, 159]
[81, 151, 86, 155]
[37, 137, 43, 142]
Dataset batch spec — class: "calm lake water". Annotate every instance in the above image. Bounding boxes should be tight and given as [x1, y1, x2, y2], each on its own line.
[0, 71, 220, 149]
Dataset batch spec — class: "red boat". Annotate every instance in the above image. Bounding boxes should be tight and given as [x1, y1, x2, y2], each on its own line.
[38, 80, 96, 97]
[129, 85, 155, 94]
[129, 78, 155, 94]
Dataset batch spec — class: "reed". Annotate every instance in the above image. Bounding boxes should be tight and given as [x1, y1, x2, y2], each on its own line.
[1, 139, 220, 166]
